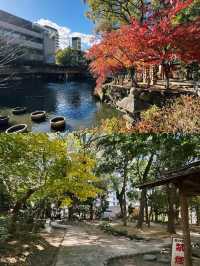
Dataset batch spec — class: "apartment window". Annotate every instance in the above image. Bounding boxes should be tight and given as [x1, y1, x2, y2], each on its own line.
[0, 28, 43, 44]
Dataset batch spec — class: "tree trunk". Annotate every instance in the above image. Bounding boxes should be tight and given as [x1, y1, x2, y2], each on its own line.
[137, 188, 146, 228]
[167, 185, 176, 234]
[9, 189, 35, 233]
[68, 206, 74, 221]
[137, 154, 154, 229]
[122, 195, 127, 226]
[129, 67, 138, 87]
[117, 191, 127, 226]
[162, 63, 170, 90]
[145, 195, 149, 225]
[116, 162, 129, 227]
[154, 210, 159, 223]
[89, 201, 94, 220]
[179, 188, 192, 266]
[117, 191, 123, 216]
[148, 206, 152, 228]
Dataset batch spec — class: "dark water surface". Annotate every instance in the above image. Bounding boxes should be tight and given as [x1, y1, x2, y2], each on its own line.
[0, 80, 120, 132]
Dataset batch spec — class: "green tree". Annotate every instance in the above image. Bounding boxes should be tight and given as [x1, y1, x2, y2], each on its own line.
[175, 0, 200, 23]
[95, 134, 154, 226]
[0, 134, 100, 232]
[0, 181, 10, 213]
[84, 0, 146, 31]
[146, 134, 200, 233]
[56, 47, 87, 67]
[0, 134, 68, 232]
[94, 133, 200, 232]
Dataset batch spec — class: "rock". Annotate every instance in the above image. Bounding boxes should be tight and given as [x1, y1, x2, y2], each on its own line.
[116, 94, 135, 113]
[122, 114, 134, 124]
[51, 221, 70, 229]
[160, 248, 169, 255]
[129, 234, 144, 241]
[143, 254, 157, 261]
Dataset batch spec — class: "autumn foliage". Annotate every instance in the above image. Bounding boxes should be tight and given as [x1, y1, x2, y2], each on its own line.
[96, 96, 200, 134]
[86, 0, 200, 90]
[130, 95, 200, 133]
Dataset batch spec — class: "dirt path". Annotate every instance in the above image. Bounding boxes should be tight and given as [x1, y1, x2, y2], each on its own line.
[55, 224, 170, 266]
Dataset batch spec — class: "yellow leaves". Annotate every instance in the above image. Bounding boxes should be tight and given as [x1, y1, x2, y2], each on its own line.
[98, 117, 126, 134]
[65, 152, 101, 200]
[44, 150, 100, 203]
[0, 134, 102, 208]
[68, 153, 96, 176]
[61, 198, 72, 207]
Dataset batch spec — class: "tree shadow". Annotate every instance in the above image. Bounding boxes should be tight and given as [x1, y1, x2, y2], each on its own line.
[0, 228, 63, 266]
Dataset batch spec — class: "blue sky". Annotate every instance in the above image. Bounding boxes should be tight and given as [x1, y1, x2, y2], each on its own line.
[0, 0, 94, 48]
[0, 0, 93, 34]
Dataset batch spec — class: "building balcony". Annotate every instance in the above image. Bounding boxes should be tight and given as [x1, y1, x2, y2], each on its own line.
[0, 20, 43, 39]
[8, 37, 43, 50]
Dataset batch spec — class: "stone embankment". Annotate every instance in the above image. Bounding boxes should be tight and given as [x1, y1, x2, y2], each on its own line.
[96, 81, 197, 127]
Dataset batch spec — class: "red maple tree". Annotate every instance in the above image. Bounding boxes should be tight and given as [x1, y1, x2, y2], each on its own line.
[87, 0, 200, 90]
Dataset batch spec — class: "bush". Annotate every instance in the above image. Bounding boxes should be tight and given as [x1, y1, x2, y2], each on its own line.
[99, 222, 128, 237]
[0, 216, 10, 241]
[133, 96, 200, 133]
[99, 222, 113, 233]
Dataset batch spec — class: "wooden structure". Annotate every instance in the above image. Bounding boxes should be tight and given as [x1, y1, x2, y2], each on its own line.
[139, 161, 200, 266]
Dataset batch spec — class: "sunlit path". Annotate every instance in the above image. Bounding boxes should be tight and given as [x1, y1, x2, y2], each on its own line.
[55, 224, 170, 266]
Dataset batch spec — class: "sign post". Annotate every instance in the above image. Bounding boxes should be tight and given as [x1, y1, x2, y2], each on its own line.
[171, 237, 185, 266]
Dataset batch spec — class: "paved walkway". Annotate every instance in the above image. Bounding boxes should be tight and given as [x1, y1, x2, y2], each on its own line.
[55, 224, 170, 266]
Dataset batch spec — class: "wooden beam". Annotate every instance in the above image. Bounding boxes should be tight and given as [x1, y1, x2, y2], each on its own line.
[179, 187, 192, 266]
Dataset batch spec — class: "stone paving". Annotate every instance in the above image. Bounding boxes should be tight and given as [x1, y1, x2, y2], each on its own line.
[55, 224, 170, 266]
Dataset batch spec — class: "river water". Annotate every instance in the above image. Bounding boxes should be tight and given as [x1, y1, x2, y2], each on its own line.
[0, 80, 120, 132]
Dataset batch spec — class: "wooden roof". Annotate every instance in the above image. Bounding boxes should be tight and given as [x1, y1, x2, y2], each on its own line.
[138, 161, 200, 196]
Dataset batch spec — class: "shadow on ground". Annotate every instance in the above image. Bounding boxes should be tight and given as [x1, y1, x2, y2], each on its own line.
[0, 228, 64, 266]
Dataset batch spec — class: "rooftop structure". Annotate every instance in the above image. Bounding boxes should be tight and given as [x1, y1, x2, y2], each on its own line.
[139, 161, 200, 266]
[72, 37, 81, 51]
[138, 160, 200, 196]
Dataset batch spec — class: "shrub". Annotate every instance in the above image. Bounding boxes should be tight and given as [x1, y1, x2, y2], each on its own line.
[132, 96, 200, 133]
[99, 222, 113, 233]
[0, 216, 10, 241]
[99, 222, 128, 237]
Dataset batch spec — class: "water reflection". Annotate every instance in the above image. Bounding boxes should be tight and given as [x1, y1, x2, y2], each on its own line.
[0, 80, 120, 132]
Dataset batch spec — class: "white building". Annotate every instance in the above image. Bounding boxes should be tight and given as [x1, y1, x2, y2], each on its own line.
[0, 10, 57, 64]
[101, 187, 139, 219]
[43, 25, 59, 51]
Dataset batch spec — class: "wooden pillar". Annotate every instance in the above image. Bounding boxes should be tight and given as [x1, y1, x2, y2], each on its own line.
[179, 187, 192, 266]
[143, 66, 148, 84]
[150, 65, 156, 85]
